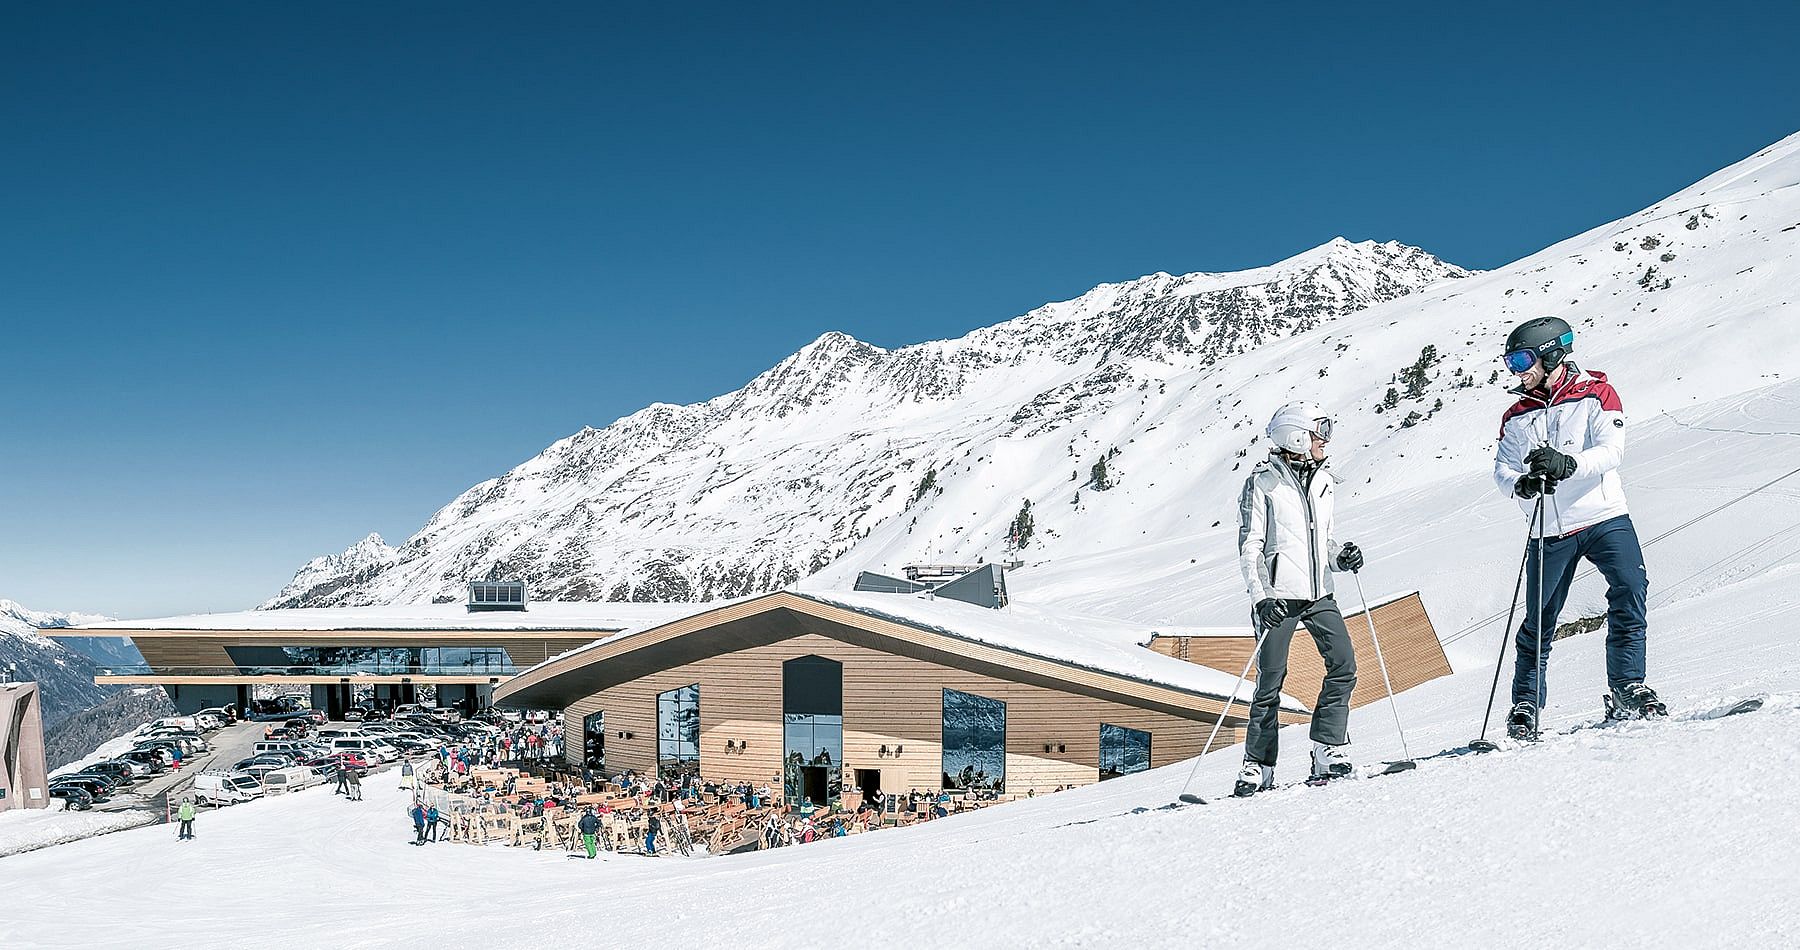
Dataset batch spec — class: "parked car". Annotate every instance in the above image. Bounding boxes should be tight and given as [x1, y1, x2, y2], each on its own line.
[118, 750, 169, 773]
[48, 776, 111, 802]
[194, 706, 234, 724]
[59, 770, 128, 794]
[303, 751, 370, 772]
[100, 757, 152, 779]
[341, 707, 366, 722]
[194, 771, 264, 805]
[49, 785, 94, 811]
[231, 754, 295, 778]
[80, 760, 142, 783]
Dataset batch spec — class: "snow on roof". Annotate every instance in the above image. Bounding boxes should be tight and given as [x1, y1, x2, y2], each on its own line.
[59, 601, 700, 633]
[792, 591, 1307, 713]
[72, 590, 1314, 713]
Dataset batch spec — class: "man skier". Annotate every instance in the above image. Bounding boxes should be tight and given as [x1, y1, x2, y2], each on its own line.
[1494, 316, 1664, 738]
[176, 798, 197, 840]
[1234, 401, 1364, 796]
[578, 807, 601, 859]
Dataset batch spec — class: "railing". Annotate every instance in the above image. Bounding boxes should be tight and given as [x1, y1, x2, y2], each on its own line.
[96, 664, 517, 677]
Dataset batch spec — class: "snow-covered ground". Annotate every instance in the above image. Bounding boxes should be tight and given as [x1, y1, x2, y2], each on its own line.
[1, 578, 1794, 947]
[0, 806, 156, 859]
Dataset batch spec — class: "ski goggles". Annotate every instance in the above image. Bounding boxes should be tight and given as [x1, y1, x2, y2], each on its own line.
[1502, 348, 1541, 374]
[1311, 417, 1333, 442]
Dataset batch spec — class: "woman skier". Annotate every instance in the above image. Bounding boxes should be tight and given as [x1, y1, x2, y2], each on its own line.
[1233, 401, 1364, 796]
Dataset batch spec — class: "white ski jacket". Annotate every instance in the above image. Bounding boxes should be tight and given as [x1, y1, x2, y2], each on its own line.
[1237, 453, 1345, 603]
[1493, 365, 1630, 538]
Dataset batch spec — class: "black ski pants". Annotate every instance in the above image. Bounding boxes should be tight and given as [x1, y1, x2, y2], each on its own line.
[1245, 595, 1357, 766]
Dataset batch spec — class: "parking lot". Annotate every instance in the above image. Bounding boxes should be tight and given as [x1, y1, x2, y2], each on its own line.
[90, 720, 271, 813]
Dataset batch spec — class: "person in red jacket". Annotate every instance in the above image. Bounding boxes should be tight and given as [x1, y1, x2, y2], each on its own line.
[1494, 316, 1666, 738]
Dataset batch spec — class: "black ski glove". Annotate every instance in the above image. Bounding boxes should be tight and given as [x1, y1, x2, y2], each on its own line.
[1526, 446, 1578, 481]
[1254, 598, 1289, 632]
[1514, 474, 1545, 499]
[1335, 542, 1364, 573]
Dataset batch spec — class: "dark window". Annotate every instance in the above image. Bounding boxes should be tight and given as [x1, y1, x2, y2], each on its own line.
[222, 645, 515, 676]
[782, 656, 843, 806]
[656, 684, 699, 782]
[1099, 723, 1151, 781]
[942, 688, 1005, 792]
[583, 711, 605, 771]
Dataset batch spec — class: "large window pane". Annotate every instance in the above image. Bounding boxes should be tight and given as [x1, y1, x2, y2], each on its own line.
[583, 711, 605, 771]
[942, 688, 1005, 792]
[1099, 723, 1151, 781]
[782, 656, 844, 806]
[657, 684, 700, 782]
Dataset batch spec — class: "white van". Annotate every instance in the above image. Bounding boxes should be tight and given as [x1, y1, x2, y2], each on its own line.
[151, 716, 200, 733]
[253, 740, 303, 758]
[194, 772, 264, 805]
[260, 765, 322, 795]
[330, 736, 385, 760]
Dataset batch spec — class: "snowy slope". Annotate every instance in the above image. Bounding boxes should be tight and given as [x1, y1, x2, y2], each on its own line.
[263, 239, 1468, 607]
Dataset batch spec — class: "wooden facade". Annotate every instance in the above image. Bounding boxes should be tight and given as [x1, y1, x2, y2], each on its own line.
[562, 632, 1244, 796]
[1146, 591, 1452, 715]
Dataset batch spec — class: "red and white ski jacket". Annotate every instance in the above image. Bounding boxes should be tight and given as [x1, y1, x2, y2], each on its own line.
[1493, 365, 1629, 538]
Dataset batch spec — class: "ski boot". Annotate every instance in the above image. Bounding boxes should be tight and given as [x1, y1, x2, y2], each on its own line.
[1604, 682, 1669, 720]
[1506, 701, 1540, 740]
[1309, 741, 1354, 782]
[1233, 759, 1274, 798]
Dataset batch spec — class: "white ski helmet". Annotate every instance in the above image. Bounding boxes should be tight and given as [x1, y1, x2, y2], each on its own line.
[1266, 401, 1334, 454]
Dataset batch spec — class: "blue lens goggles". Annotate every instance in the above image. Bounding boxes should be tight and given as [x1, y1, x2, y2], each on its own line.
[1503, 348, 1539, 373]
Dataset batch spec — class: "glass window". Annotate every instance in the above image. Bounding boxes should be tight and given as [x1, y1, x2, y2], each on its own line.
[583, 711, 605, 771]
[656, 684, 700, 782]
[1099, 723, 1151, 781]
[942, 688, 1005, 792]
[782, 656, 844, 806]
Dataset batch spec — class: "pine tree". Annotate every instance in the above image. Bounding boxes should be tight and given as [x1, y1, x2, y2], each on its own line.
[910, 467, 937, 506]
[1008, 499, 1035, 549]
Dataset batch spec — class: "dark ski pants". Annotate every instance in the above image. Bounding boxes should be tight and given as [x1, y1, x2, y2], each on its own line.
[1513, 514, 1648, 707]
[1245, 596, 1357, 766]
[178, 820, 193, 839]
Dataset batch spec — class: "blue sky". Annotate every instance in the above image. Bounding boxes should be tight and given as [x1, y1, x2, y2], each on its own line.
[3, 2, 1796, 618]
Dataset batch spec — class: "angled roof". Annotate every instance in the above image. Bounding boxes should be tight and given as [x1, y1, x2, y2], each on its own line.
[495, 590, 1308, 720]
[51, 602, 699, 635]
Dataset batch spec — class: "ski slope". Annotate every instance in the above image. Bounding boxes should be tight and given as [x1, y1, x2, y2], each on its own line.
[4, 382, 1799, 948]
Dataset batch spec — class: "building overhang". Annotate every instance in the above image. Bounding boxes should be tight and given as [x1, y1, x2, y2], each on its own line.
[496, 591, 1300, 723]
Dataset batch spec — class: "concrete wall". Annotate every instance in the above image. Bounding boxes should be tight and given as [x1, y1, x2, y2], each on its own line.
[1, 682, 50, 811]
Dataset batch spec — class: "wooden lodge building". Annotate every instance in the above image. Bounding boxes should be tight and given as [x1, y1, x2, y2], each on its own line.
[50, 573, 1450, 804]
[496, 583, 1451, 803]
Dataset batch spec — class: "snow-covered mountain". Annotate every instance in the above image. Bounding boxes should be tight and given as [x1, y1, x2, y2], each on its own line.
[265, 240, 1469, 607]
[0, 599, 118, 727]
[269, 133, 1800, 622]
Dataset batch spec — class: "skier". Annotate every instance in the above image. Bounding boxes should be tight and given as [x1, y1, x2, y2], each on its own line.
[578, 807, 601, 859]
[409, 801, 427, 844]
[176, 798, 196, 840]
[1233, 401, 1364, 796]
[1494, 316, 1664, 738]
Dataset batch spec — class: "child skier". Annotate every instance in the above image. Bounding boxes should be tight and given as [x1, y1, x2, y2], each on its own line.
[1233, 401, 1365, 796]
[1494, 316, 1664, 737]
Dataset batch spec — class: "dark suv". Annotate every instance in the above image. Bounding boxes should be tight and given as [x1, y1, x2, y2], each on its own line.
[50, 785, 95, 811]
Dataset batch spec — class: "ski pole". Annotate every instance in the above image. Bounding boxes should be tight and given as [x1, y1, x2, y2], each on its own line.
[1351, 571, 1411, 762]
[1174, 619, 1268, 803]
[1472, 493, 1543, 750]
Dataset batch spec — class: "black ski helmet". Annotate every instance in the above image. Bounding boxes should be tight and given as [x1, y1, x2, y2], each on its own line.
[1504, 316, 1574, 372]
